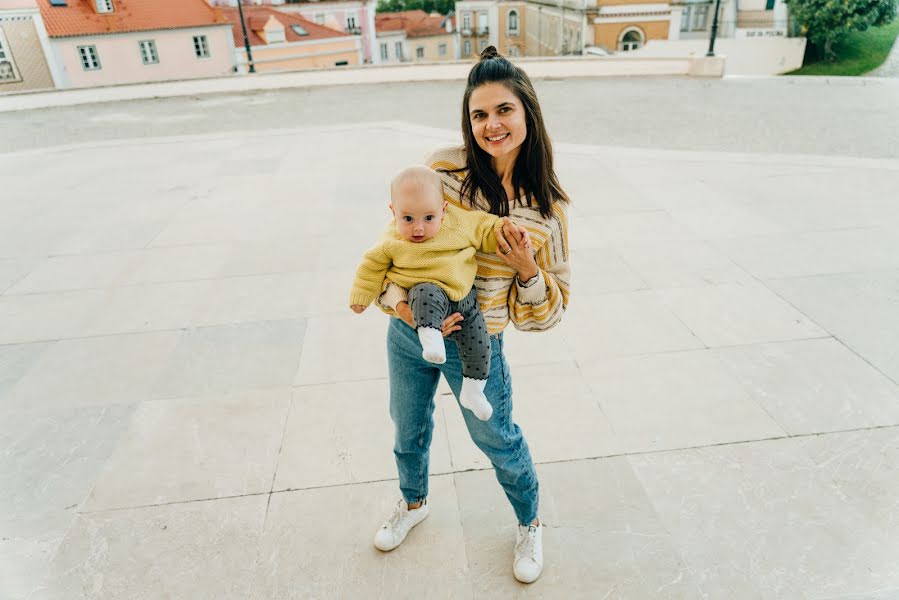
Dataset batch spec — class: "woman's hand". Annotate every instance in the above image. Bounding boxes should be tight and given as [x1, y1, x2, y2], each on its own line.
[350, 305, 366, 314]
[495, 218, 538, 280]
[395, 302, 415, 328]
[397, 302, 463, 338]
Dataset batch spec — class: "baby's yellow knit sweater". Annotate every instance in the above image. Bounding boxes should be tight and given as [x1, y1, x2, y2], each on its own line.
[350, 204, 502, 307]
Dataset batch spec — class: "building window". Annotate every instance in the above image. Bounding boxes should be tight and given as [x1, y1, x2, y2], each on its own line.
[395, 41, 403, 60]
[416, 46, 424, 59]
[462, 12, 471, 31]
[0, 33, 20, 82]
[139, 40, 159, 64]
[508, 44, 519, 57]
[346, 15, 357, 30]
[438, 43, 447, 56]
[78, 45, 101, 70]
[463, 39, 471, 56]
[479, 39, 487, 52]
[291, 25, 309, 36]
[266, 28, 286, 44]
[681, 4, 710, 31]
[380, 42, 389, 60]
[193, 35, 210, 58]
[314, 13, 325, 25]
[619, 28, 644, 51]
[335, 60, 349, 66]
[508, 9, 519, 36]
[95, 0, 113, 13]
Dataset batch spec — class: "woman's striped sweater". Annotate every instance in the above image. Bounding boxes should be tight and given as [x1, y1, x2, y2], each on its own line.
[379, 146, 571, 334]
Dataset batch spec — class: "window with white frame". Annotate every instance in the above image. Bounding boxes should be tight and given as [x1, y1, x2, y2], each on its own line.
[395, 41, 403, 60]
[479, 39, 487, 52]
[314, 13, 325, 25]
[508, 44, 519, 57]
[193, 35, 210, 58]
[619, 28, 643, 51]
[78, 45, 101, 70]
[0, 31, 20, 82]
[380, 42, 389, 60]
[95, 0, 113, 14]
[438, 43, 447, 57]
[507, 10, 519, 36]
[463, 39, 471, 55]
[416, 46, 424, 59]
[346, 15, 357, 30]
[291, 25, 309, 36]
[462, 12, 471, 31]
[266, 27, 286, 44]
[680, 3, 710, 31]
[139, 40, 158, 64]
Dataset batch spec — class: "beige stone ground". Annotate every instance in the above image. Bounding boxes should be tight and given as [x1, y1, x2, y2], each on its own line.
[2, 91, 899, 599]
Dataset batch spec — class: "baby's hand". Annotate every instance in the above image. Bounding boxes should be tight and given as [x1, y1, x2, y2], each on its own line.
[350, 304, 366, 314]
[501, 217, 531, 249]
[516, 224, 531, 248]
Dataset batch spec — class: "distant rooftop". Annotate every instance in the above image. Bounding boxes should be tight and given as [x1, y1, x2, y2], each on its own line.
[36, 0, 227, 38]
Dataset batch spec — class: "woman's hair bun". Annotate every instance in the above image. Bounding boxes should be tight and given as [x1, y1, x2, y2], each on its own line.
[479, 45, 501, 61]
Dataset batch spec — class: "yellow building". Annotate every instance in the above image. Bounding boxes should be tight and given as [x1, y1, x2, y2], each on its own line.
[441, 0, 677, 56]
[218, 6, 362, 73]
[589, 0, 677, 52]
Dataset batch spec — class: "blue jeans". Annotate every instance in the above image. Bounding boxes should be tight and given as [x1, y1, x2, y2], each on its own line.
[386, 317, 539, 525]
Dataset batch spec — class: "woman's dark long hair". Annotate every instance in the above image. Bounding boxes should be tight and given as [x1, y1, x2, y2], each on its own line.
[447, 46, 569, 219]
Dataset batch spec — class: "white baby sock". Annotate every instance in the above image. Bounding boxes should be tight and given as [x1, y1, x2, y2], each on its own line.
[418, 327, 446, 364]
[460, 377, 492, 421]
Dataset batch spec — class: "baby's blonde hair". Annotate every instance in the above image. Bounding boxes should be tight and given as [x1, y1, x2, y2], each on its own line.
[390, 165, 444, 207]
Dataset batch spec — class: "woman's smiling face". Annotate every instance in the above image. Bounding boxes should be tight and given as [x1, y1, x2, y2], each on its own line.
[468, 82, 527, 162]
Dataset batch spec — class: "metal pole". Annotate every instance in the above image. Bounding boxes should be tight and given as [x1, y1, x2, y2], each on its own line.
[236, 0, 255, 73]
[706, 0, 723, 56]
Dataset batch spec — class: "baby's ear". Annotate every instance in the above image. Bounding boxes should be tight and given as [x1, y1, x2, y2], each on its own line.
[442, 201, 448, 212]
[388, 203, 395, 218]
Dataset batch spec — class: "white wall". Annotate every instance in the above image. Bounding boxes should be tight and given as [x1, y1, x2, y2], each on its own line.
[630, 36, 806, 74]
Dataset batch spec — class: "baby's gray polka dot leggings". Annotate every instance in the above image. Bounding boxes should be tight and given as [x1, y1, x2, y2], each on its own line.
[408, 282, 490, 381]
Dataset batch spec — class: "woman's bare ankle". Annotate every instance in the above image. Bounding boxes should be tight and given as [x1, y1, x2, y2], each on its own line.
[407, 499, 425, 510]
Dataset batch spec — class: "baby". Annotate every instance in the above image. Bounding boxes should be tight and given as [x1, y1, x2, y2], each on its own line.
[349, 165, 528, 421]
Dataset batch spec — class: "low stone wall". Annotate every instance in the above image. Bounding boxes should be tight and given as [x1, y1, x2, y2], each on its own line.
[631, 37, 808, 75]
[0, 54, 725, 112]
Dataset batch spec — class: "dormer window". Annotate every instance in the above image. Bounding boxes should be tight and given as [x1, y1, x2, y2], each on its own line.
[96, 0, 113, 13]
[266, 27, 286, 44]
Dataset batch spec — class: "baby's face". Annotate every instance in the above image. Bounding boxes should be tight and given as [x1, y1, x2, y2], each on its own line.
[391, 183, 446, 243]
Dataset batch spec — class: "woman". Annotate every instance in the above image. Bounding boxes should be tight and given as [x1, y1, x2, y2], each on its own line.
[373, 46, 570, 584]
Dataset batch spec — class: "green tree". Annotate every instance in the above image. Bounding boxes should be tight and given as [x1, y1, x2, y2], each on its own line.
[786, 0, 898, 60]
[376, 0, 454, 15]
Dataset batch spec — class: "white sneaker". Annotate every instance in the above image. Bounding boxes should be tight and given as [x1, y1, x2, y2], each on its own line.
[513, 522, 544, 583]
[373, 499, 430, 552]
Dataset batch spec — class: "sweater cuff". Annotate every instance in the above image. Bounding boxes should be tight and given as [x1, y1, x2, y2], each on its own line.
[515, 270, 548, 305]
[378, 282, 408, 310]
[349, 292, 375, 307]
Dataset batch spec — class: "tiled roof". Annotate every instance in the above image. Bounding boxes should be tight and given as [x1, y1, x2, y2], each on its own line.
[375, 10, 450, 38]
[37, 0, 228, 38]
[217, 6, 349, 47]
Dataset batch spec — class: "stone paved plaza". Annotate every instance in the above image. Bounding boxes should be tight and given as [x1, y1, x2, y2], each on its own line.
[2, 77, 899, 599]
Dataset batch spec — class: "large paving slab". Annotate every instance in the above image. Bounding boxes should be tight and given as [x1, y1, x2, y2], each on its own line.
[1, 110, 898, 599]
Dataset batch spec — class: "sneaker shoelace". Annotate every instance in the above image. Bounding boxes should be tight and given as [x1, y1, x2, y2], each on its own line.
[385, 500, 407, 531]
[516, 525, 538, 560]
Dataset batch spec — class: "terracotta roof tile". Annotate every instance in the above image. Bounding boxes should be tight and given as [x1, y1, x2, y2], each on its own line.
[36, 0, 228, 38]
[376, 10, 450, 38]
[216, 6, 349, 47]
